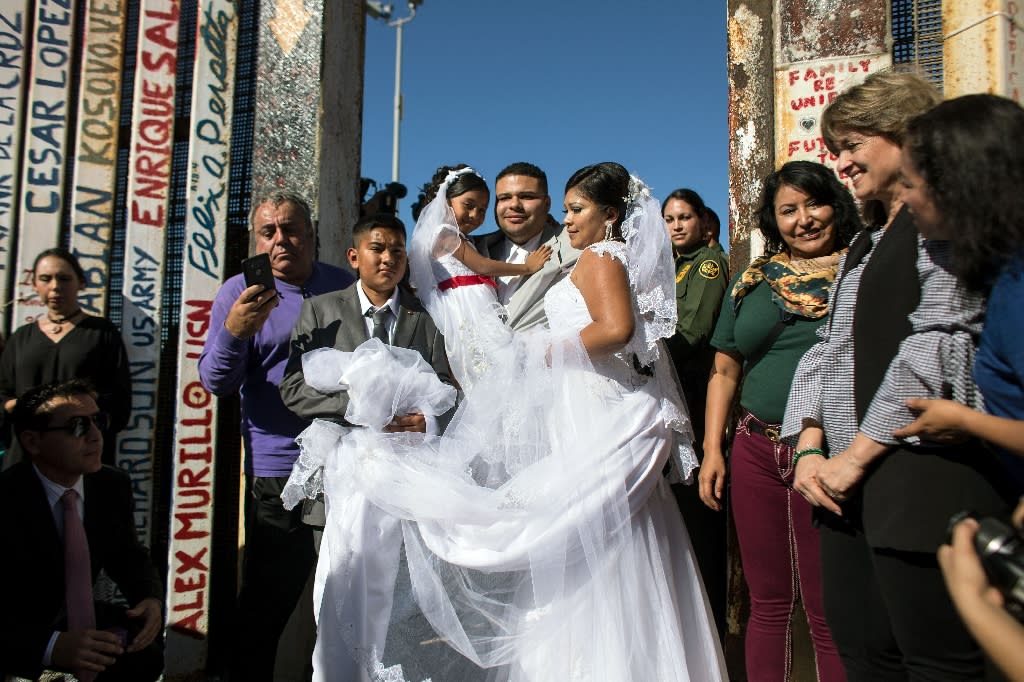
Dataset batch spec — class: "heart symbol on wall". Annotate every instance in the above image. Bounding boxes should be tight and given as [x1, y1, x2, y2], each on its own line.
[799, 117, 816, 131]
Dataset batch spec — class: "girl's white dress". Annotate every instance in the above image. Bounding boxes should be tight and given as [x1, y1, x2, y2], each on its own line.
[284, 184, 726, 682]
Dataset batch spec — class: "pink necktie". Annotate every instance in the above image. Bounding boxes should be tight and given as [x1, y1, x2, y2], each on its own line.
[62, 489, 97, 681]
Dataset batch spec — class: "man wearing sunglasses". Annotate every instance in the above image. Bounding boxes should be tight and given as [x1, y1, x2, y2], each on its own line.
[0, 379, 163, 681]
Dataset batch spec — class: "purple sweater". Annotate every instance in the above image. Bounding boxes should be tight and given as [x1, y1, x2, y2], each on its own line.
[198, 262, 355, 476]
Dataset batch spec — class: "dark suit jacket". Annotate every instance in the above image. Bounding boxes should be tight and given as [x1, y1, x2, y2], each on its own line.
[0, 462, 162, 679]
[279, 283, 452, 422]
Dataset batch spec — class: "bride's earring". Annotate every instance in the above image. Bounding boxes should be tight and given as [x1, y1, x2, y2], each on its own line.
[604, 220, 614, 241]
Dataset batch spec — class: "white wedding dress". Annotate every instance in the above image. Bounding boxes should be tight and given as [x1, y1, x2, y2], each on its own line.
[283, 173, 726, 682]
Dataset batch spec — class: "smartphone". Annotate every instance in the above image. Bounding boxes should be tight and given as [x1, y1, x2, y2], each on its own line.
[241, 253, 276, 294]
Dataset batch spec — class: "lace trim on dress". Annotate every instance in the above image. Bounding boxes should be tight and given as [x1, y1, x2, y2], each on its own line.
[589, 240, 628, 262]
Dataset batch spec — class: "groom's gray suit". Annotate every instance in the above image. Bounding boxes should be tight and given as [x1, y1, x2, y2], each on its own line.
[473, 221, 579, 331]
[279, 283, 451, 422]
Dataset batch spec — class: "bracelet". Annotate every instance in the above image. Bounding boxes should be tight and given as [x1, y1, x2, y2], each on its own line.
[793, 447, 825, 466]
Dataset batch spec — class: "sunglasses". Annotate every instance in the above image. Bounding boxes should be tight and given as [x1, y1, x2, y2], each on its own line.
[38, 413, 110, 438]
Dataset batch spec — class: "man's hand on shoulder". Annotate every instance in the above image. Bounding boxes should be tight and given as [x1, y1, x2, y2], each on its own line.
[225, 284, 279, 339]
[125, 597, 162, 652]
[52, 628, 123, 674]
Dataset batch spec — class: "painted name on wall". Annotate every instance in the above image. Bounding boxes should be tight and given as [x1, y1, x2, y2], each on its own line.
[168, 298, 214, 635]
[130, 2, 178, 231]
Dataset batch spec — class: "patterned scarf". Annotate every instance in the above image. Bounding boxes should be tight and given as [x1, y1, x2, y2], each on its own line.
[731, 251, 842, 319]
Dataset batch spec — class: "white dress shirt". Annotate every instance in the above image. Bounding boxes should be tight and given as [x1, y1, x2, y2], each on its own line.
[33, 464, 85, 539]
[497, 233, 542, 305]
[355, 282, 399, 342]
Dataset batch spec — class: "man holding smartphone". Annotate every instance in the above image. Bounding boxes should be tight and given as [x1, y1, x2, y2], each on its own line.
[198, 190, 354, 681]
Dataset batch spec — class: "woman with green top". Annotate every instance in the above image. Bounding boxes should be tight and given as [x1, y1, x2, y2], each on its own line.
[700, 161, 859, 681]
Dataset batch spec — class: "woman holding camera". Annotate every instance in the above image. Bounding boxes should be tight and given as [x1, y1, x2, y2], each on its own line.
[892, 94, 1024, 493]
[890, 93, 1024, 681]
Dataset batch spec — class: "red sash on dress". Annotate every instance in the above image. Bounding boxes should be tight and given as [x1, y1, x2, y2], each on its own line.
[438, 275, 498, 291]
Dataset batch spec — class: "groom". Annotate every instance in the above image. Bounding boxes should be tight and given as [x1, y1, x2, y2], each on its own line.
[473, 162, 579, 330]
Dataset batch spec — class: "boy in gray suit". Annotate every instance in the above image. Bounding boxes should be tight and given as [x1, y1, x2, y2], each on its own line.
[280, 212, 451, 430]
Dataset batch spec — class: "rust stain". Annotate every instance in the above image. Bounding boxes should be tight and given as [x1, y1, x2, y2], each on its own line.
[943, 0, 1011, 98]
[778, 0, 888, 63]
[728, 2, 773, 279]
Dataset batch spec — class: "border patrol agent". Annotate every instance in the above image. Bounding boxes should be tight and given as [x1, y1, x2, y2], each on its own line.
[662, 188, 730, 639]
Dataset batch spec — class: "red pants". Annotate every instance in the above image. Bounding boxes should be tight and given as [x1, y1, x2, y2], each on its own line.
[729, 411, 845, 682]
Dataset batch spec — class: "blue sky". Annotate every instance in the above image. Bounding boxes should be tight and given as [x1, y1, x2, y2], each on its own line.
[360, 1, 729, 242]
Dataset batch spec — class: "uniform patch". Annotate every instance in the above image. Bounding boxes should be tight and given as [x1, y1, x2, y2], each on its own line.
[675, 264, 692, 284]
[698, 260, 721, 280]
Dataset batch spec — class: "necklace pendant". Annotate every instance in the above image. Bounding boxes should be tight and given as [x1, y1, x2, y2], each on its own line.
[43, 308, 81, 334]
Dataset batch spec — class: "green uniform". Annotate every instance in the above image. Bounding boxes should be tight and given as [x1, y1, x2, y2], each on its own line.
[666, 243, 729, 388]
[665, 242, 730, 640]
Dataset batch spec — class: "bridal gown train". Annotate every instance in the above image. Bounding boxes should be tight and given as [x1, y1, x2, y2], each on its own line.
[284, 193, 727, 681]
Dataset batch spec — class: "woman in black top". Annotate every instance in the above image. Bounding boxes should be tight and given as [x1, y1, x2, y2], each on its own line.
[0, 248, 130, 465]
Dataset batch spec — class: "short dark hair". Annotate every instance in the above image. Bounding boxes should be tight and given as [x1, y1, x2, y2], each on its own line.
[564, 162, 629, 232]
[33, 247, 87, 284]
[248, 190, 314, 233]
[495, 162, 548, 195]
[905, 94, 1024, 292]
[12, 379, 97, 441]
[756, 160, 862, 256]
[351, 213, 407, 246]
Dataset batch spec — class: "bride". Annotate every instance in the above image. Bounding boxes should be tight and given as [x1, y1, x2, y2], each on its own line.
[286, 162, 727, 681]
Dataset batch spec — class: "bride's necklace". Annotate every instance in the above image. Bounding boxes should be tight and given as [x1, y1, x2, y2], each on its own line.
[46, 309, 82, 334]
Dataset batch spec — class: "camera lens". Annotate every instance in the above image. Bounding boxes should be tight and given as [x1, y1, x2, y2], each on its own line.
[973, 516, 1024, 618]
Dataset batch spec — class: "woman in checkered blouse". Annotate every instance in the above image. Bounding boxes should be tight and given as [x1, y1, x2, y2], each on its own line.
[781, 71, 1016, 681]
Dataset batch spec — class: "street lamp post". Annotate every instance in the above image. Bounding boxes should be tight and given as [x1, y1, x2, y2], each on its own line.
[366, 1, 423, 184]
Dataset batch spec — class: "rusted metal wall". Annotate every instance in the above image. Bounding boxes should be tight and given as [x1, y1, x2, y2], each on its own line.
[318, 0, 365, 266]
[729, 0, 890, 268]
[724, 4, 774, 674]
[727, 0, 774, 270]
[773, 0, 891, 199]
[778, 0, 888, 62]
[944, 0, 1024, 102]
